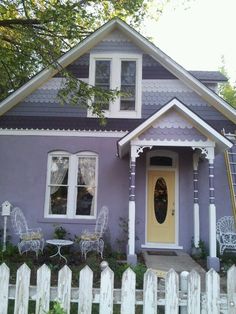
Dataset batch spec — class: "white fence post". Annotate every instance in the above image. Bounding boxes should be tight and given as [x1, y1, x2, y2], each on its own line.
[121, 268, 136, 314]
[227, 265, 236, 314]
[57, 265, 72, 314]
[0, 263, 10, 314]
[188, 270, 201, 314]
[78, 266, 93, 314]
[206, 268, 220, 313]
[165, 269, 179, 314]
[35, 264, 51, 314]
[99, 266, 114, 314]
[14, 263, 31, 314]
[143, 269, 157, 314]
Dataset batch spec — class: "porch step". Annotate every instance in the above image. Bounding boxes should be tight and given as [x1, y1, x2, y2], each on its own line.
[224, 135, 236, 220]
[142, 250, 206, 290]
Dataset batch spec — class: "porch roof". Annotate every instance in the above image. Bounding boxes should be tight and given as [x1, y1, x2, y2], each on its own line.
[118, 98, 233, 158]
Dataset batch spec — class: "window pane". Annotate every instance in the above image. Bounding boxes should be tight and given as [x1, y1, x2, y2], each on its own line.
[150, 156, 173, 167]
[76, 156, 96, 216]
[50, 156, 69, 185]
[95, 60, 110, 85]
[49, 186, 68, 215]
[121, 61, 136, 84]
[120, 61, 136, 111]
[95, 60, 110, 110]
[76, 187, 94, 215]
[77, 157, 95, 186]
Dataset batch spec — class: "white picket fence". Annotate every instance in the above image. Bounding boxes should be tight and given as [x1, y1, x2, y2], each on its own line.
[0, 263, 236, 314]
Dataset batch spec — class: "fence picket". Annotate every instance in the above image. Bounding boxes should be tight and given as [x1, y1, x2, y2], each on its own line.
[165, 269, 179, 314]
[206, 268, 220, 313]
[227, 265, 236, 314]
[58, 265, 72, 314]
[14, 263, 31, 314]
[0, 263, 10, 314]
[78, 266, 93, 314]
[35, 264, 51, 314]
[143, 269, 157, 314]
[121, 268, 136, 314]
[187, 270, 201, 314]
[99, 266, 114, 314]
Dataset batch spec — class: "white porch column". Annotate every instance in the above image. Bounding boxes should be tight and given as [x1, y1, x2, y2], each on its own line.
[205, 147, 220, 271]
[193, 152, 200, 248]
[127, 145, 138, 264]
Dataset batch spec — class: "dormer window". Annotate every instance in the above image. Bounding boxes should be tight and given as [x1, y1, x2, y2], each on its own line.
[89, 53, 142, 118]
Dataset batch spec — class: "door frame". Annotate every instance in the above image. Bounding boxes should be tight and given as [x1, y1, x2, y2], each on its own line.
[143, 150, 181, 249]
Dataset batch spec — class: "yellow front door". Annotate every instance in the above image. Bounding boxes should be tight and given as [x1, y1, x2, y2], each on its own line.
[147, 170, 175, 243]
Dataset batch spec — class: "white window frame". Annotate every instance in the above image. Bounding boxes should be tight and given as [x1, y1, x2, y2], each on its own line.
[88, 53, 142, 118]
[44, 151, 98, 219]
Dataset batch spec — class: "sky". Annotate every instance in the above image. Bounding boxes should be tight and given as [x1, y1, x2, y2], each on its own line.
[142, 0, 236, 83]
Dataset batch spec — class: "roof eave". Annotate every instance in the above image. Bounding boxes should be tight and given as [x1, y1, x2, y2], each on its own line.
[118, 98, 233, 158]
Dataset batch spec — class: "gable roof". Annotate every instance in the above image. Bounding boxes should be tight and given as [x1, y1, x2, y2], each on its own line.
[118, 98, 233, 158]
[0, 18, 235, 123]
[189, 71, 227, 82]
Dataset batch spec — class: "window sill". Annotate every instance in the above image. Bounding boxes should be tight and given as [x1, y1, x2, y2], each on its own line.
[38, 218, 96, 224]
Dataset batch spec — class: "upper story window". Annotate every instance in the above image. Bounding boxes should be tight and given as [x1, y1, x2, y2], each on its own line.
[44, 151, 98, 219]
[89, 53, 142, 118]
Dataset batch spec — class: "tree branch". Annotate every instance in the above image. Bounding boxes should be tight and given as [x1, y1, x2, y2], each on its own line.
[0, 19, 47, 27]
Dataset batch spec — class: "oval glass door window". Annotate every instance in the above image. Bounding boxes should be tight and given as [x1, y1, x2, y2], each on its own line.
[154, 177, 168, 224]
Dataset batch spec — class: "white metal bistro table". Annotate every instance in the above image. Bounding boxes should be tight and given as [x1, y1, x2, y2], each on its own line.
[46, 239, 73, 263]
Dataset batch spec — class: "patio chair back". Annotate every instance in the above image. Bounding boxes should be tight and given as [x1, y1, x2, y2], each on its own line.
[11, 207, 28, 235]
[10, 206, 44, 256]
[95, 206, 109, 237]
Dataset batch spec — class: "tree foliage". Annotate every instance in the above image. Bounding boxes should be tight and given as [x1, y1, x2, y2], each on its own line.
[0, 0, 154, 116]
[219, 64, 236, 109]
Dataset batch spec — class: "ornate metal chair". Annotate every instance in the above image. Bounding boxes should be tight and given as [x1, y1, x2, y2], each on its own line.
[11, 207, 44, 257]
[216, 216, 236, 255]
[79, 206, 109, 259]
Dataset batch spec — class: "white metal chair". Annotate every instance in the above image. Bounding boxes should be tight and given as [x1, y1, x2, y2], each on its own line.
[79, 206, 109, 259]
[11, 207, 44, 257]
[216, 216, 236, 255]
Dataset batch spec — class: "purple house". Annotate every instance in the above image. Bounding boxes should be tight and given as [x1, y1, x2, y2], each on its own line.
[0, 19, 235, 270]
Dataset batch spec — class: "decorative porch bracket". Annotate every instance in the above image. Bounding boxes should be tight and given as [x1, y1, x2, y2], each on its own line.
[193, 145, 220, 271]
[127, 144, 152, 265]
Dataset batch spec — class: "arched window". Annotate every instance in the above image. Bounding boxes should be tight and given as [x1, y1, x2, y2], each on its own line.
[45, 151, 98, 218]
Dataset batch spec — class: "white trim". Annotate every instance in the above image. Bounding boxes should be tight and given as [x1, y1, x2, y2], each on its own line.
[118, 98, 233, 157]
[88, 52, 142, 118]
[0, 129, 127, 138]
[44, 150, 98, 219]
[145, 150, 179, 247]
[141, 244, 183, 250]
[132, 139, 215, 147]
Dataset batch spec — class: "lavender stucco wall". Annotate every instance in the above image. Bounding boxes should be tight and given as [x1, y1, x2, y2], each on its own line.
[0, 136, 232, 253]
[0, 135, 130, 248]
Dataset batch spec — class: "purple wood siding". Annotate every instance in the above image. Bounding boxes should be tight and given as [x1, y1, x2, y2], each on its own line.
[142, 54, 177, 79]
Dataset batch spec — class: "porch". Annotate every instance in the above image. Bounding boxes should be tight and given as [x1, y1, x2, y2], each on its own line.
[117, 99, 233, 271]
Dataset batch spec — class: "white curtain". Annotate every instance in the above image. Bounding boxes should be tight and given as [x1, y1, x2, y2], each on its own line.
[50, 157, 69, 194]
[78, 157, 95, 196]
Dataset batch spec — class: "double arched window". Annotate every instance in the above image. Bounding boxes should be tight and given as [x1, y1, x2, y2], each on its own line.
[44, 151, 98, 219]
